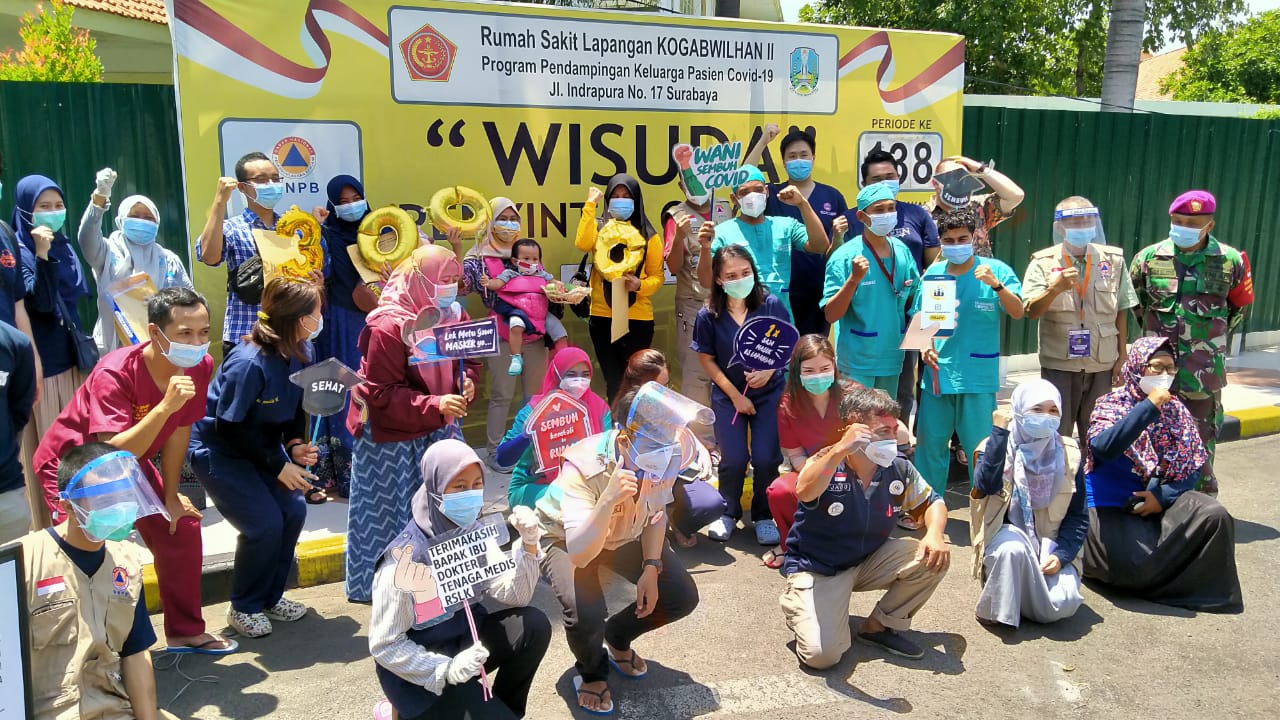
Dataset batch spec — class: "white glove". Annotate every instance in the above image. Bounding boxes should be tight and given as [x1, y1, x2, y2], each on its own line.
[95, 168, 117, 198]
[509, 505, 542, 546]
[445, 643, 489, 685]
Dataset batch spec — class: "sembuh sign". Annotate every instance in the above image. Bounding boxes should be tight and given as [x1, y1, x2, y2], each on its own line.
[525, 390, 592, 473]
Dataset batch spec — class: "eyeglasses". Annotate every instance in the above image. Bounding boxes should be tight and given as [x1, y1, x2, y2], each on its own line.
[244, 175, 281, 184]
[1145, 362, 1177, 375]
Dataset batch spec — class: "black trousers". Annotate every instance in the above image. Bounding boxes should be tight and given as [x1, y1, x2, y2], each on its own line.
[587, 316, 655, 401]
[405, 607, 552, 720]
[547, 541, 699, 684]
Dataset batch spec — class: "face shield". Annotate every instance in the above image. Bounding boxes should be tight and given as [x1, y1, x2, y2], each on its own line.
[1052, 205, 1105, 247]
[59, 451, 168, 542]
[623, 382, 714, 480]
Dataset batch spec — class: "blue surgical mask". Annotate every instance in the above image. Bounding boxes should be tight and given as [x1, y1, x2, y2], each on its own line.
[785, 159, 813, 182]
[122, 218, 158, 245]
[158, 329, 209, 369]
[1019, 412, 1061, 439]
[721, 275, 755, 299]
[941, 243, 974, 264]
[435, 282, 458, 307]
[867, 211, 898, 237]
[33, 209, 67, 232]
[801, 372, 835, 395]
[81, 502, 140, 543]
[1063, 226, 1095, 247]
[335, 200, 368, 222]
[440, 489, 484, 527]
[878, 178, 900, 196]
[1169, 223, 1203, 249]
[608, 198, 634, 221]
[306, 315, 324, 341]
[251, 182, 284, 209]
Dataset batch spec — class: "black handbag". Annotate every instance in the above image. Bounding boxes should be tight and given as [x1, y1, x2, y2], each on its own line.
[229, 254, 265, 305]
[54, 288, 99, 372]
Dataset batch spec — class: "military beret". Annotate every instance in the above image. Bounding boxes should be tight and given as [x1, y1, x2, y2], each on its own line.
[1169, 190, 1216, 216]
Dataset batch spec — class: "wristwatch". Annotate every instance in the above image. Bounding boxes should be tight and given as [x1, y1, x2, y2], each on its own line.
[991, 283, 1005, 293]
[642, 559, 663, 575]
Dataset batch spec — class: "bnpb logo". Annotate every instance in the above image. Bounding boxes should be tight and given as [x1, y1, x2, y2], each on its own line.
[789, 47, 819, 96]
[273, 136, 317, 180]
[401, 23, 457, 82]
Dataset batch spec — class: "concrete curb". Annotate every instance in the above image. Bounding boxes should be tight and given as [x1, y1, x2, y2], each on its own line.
[1221, 404, 1280, 443]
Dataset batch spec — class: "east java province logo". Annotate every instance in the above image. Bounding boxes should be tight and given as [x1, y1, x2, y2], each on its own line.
[401, 23, 457, 82]
[790, 47, 819, 96]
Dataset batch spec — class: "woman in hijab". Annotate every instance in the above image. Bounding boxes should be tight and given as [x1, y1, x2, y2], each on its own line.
[971, 379, 1087, 627]
[574, 174, 665, 400]
[345, 244, 480, 602]
[497, 346, 611, 510]
[77, 174, 193, 354]
[461, 197, 551, 470]
[1082, 337, 1241, 612]
[369, 439, 549, 720]
[14, 175, 91, 528]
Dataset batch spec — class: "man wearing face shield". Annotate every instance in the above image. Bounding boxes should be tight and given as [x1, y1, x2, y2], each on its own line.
[533, 382, 706, 715]
[19, 442, 179, 720]
[1022, 198, 1138, 440]
[697, 165, 830, 322]
[924, 156, 1024, 259]
[780, 387, 949, 668]
[1129, 190, 1253, 494]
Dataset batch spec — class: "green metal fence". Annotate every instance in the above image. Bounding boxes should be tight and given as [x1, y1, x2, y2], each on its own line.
[963, 106, 1280, 355]
[0, 81, 187, 327]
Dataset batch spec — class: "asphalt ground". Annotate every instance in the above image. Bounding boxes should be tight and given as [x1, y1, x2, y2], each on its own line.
[152, 435, 1280, 719]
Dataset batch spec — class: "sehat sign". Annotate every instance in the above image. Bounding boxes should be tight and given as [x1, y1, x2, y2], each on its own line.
[289, 357, 362, 417]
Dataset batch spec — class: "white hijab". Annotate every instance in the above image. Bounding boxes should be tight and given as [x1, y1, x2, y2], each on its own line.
[112, 194, 167, 286]
[1006, 379, 1065, 510]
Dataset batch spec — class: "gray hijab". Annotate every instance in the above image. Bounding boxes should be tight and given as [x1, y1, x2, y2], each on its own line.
[411, 439, 484, 537]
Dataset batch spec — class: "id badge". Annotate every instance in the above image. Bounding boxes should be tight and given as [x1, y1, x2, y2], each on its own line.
[1067, 328, 1091, 358]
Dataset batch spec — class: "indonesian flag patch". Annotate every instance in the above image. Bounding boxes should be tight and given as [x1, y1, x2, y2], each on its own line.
[37, 576, 66, 596]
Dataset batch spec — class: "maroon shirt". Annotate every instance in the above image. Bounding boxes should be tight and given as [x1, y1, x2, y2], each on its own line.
[346, 313, 480, 444]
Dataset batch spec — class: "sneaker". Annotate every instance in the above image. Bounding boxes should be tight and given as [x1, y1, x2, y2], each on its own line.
[856, 628, 924, 659]
[264, 597, 307, 622]
[508, 354, 524, 376]
[227, 608, 272, 638]
[754, 519, 780, 546]
[707, 515, 734, 542]
[483, 453, 512, 474]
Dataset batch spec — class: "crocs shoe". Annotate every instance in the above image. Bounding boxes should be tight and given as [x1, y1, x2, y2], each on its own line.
[754, 519, 781, 546]
[707, 515, 734, 542]
[508, 354, 524, 376]
[227, 608, 272, 638]
[372, 699, 394, 720]
[264, 597, 307, 622]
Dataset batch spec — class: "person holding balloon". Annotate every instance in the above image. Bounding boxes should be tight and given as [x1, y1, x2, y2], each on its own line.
[694, 244, 792, 545]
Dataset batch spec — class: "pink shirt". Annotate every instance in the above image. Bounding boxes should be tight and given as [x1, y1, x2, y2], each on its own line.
[34, 343, 212, 518]
[777, 391, 843, 457]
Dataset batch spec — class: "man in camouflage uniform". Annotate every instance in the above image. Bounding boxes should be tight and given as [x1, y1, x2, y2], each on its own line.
[1131, 190, 1254, 493]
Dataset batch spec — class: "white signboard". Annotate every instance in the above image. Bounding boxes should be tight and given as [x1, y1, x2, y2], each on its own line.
[426, 521, 517, 607]
[0, 547, 32, 720]
[217, 119, 364, 217]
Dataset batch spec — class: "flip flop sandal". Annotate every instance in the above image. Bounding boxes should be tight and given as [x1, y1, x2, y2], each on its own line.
[573, 676, 615, 716]
[604, 644, 648, 679]
[305, 487, 329, 505]
[165, 636, 239, 656]
[762, 549, 784, 569]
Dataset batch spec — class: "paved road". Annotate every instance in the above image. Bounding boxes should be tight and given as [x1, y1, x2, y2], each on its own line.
[153, 437, 1280, 719]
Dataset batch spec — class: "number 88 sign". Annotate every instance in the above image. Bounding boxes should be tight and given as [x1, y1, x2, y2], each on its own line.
[856, 132, 944, 192]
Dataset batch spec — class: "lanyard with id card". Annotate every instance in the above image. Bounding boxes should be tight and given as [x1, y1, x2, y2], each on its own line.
[1059, 250, 1092, 359]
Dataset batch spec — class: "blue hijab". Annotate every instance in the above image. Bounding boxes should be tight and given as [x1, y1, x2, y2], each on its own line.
[11, 174, 88, 300]
[322, 174, 368, 312]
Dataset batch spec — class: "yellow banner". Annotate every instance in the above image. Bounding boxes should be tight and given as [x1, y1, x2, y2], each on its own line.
[172, 0, 964, 397]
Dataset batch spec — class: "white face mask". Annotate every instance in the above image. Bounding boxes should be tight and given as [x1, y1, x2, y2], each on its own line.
[738, 192, 767, 218]
[863, 439, 899, 468]
[1139, 374, 1174, 395]
[560, 376, 591, 399]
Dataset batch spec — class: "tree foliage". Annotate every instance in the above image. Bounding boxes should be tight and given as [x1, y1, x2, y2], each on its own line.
[798, 0, 1242, 97]
[0, 0, 103, 82]
[1161, 11, 1280, 104]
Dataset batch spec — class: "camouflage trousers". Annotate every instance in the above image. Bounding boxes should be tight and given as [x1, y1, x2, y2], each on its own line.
[1178, 389, 1223, 493]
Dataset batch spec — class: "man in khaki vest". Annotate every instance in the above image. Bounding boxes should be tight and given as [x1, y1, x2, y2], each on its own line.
[1023, 197, 1137, 439]
[19, 441, 178, 720]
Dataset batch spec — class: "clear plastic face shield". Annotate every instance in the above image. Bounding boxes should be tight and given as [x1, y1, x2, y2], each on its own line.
[623, 382, 715, 481]
[1052, 205, 1105, 247]
[59, 451, 169, 542]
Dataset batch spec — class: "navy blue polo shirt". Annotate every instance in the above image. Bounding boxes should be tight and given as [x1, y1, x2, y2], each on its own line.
[192, 341, 304, 470]
[0, 320, 35, 493]
[0, 221, 26, 326]
[691, 293, 790, 403]
[844, 201, 938, 273]
[766, 181, 847, 300]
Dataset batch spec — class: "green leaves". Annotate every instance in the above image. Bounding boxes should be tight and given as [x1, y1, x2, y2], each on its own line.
[1162, 10, 1280, 104]
[0, 0, 103, 82]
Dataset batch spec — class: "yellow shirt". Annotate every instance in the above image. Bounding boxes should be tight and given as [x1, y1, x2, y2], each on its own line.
[575, 201, 665, 321]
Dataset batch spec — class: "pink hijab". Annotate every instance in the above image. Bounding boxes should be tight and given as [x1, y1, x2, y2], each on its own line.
[530, 346, 610, 433]
[367, 244, 461, 327]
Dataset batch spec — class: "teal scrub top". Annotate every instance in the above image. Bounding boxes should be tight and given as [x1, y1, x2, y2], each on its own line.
[823, 235, 921, 377]
[711, 216, 808, 318]
[911, 257, 1022, 395]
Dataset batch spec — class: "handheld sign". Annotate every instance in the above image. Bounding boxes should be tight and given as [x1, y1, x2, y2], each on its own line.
[289, 358, 362, 417]
[671, 141, 747, 195]
[730, 317, 799, 371]
[403, 306, 448, 366]
[436, 317, 501, 359]
[108, 273, 157, 347]
[919, 275, 957, 337]
[899, 313, 941, 352]
[524, 390, 592, 474]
